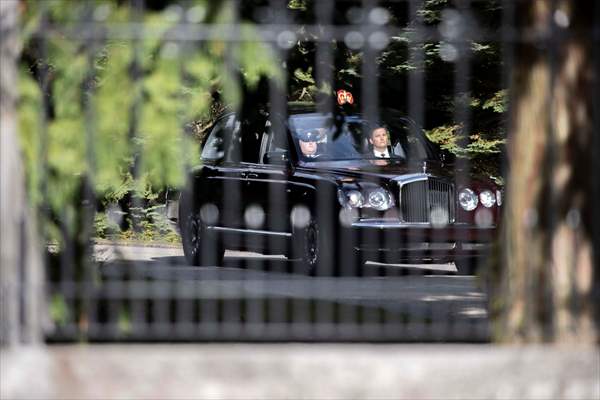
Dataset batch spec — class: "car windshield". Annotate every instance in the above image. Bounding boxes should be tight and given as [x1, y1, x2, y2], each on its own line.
[288, 113, 433, 163]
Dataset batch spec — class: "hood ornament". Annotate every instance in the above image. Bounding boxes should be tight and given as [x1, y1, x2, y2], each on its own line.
[422, 161, 427, 174]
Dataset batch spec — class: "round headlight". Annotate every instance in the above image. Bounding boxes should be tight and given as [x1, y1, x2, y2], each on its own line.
[367, 188, 392, 211]
[496, 189, 503, 206]
[459, 188, 478, 211]
[479, 190, 496, 208]
[346, 190, 364, 208]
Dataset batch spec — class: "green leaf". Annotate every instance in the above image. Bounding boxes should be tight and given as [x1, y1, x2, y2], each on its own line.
[482, 89, 508, 113]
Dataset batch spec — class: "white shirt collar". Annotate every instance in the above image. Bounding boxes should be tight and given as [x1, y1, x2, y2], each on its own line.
[374, 149, 389, 158]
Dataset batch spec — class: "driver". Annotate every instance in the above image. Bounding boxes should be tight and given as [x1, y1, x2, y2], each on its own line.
[297, 129, 325, 159]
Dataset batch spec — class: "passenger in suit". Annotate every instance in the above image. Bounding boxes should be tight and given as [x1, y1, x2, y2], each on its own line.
[369, 126, 391, 159]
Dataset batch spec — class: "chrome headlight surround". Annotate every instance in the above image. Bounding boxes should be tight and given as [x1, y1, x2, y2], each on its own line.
[459, 188, 478, 211]
[366, 188, 394, 211]
[479, 190, 496, 208]
[346, 190, 364, 208]
[338, 187, 394, 211]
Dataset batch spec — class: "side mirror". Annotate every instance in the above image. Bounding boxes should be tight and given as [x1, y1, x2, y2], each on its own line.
[263, 150, 290, 165]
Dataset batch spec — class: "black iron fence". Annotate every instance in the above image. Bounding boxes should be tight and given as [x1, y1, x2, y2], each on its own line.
[4, 0, 597, 343]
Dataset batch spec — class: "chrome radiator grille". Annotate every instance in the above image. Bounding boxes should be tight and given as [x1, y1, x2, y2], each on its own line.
[399, 178, 456, 223]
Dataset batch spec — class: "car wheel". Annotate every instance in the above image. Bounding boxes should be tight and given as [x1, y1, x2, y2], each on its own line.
[294, 218, 339, 276]
[179, 190, 224, 266]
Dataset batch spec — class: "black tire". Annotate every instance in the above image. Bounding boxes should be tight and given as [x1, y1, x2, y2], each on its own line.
[454, 258, 479, 276]
[179, 190, 224, 266]
[293, 218, 339, 276]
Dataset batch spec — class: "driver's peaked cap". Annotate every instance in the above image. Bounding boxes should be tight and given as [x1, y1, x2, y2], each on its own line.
[296, 129, 325, 142]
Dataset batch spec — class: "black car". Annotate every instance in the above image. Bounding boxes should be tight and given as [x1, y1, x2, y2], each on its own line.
[177, 107, 501, 275]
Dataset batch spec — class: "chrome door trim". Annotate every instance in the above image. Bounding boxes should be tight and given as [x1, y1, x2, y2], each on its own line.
[207, 226, 292, 237]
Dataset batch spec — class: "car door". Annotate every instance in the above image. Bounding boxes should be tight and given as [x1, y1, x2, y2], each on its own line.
[250, 120, 293, 231]
[251, 118, 320, 249]
[223, 115, 289, 254]
[199, 114, 246, 230]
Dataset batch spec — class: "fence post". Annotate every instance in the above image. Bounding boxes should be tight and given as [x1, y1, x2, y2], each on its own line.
[0, 0, 45, 346]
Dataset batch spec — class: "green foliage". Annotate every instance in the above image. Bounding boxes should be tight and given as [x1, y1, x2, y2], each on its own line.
[426, 124, 505, 182]
[287, 0, 308, 11]
[417, 0, 450, 24]
[238, 24, 283, 89]
[49, 293, 70, 326]
[94, 212, 120, 239]
[94, 201, 180, 244]
[426, 124, 505, 156]
[426, 124, 462, 153]
[18, 68, 43, 206]
[18, 0, 279, 245]
[467, 134, 505, 154]
[294, 67, 315, 84]
[471, 42, 495, 56]
[118, 307, 132, 335]
[291, 66, 318, 100]
[482, 89, 508, 113]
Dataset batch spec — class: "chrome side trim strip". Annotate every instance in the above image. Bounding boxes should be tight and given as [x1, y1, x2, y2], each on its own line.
[352, 220, 431, 229]
[207, 226, 292, 237]
[460, 243, 492, 250]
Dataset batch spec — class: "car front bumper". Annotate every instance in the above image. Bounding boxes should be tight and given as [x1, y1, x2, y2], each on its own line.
[345, 218, 496, 260]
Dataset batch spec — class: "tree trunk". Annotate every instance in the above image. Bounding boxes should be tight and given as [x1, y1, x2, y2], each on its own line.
[490, 1, 599, 343]
[0, 0, 45, 345]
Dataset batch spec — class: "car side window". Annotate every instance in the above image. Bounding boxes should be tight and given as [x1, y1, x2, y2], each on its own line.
[201, 115, 235, 163]
[405, 134, 428, 160]
[399, 123, 429, 160]
[266, 123, 288, 153]
[228, 115, 266, 164]
[387, 119, 431, 160]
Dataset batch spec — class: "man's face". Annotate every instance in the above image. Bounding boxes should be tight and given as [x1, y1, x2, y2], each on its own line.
[299, 140, 317, 156]
[369, 128, 389, 151]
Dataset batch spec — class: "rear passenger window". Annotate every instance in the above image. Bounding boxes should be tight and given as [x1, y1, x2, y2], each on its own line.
[201, 115, 234, 163]
[266, 122, 288, 153]
[231, 114, 267, 164]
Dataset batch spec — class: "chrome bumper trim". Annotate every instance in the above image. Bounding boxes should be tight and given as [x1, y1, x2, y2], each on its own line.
[351, 219, 495, 230]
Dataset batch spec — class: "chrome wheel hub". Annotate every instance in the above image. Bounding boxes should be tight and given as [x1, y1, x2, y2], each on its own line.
[188, 214, 200, 255]
[305, 222, 318, 266]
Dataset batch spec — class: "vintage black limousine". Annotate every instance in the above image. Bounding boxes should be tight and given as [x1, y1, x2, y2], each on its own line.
[177, 107, 501, 275]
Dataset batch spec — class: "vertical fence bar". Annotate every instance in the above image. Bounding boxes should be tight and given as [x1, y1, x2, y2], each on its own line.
[37, 1, 52, 342]
[128, 0, 146, 339]
[406, 0, 427, 338]
[174, 2, 195, 340]
[26, 0, 523, 343]
[224, 0, 242, 340]
[81, 1, 99, 340]
[452, 0, 475, 340]
[268, 0, 290, 339]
